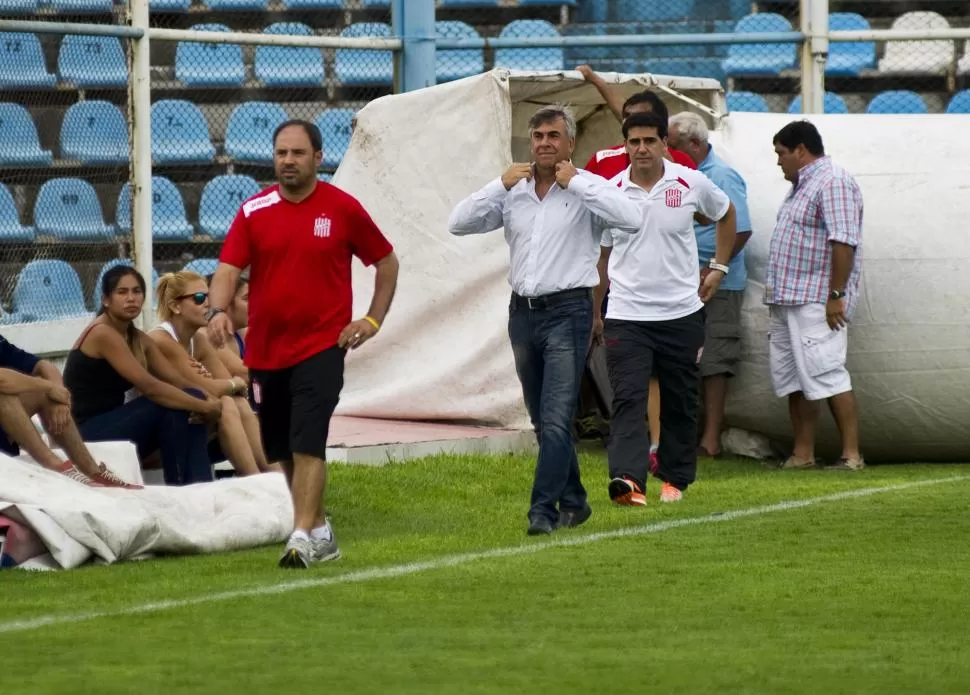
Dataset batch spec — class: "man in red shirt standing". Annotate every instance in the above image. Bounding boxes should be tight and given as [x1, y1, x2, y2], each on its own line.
[208, 120, 399, 569]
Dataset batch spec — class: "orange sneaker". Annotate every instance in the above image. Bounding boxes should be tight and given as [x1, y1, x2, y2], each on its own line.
[659, 482, 683, 503]
[90, 463, 144, 490]
[608, 476, 646, 506]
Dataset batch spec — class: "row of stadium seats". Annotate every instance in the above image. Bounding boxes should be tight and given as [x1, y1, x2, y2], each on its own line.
[4, 11, 969, 92]
[0, 0, 570, 12]
[0, 257, 224, 324]
[0, 174, 276, 241]
[0, 101, 354, 168]
[727, 89, 970, 114]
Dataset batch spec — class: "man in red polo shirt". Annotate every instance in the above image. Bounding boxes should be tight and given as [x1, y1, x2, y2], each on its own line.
[576, 65, 696, 177]
[208, 120, 399, 569]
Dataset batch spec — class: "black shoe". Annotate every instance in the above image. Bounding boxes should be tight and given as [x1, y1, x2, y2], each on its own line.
[527, 515, 556, 536]
[558, 504, 592, 529]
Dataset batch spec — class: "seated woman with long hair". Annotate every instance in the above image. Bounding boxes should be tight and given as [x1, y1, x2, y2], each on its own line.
[148, 271, 273, 476]
[63, 266, 221, 486]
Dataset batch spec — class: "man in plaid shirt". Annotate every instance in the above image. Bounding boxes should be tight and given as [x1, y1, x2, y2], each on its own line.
[766, 121, 864, 471]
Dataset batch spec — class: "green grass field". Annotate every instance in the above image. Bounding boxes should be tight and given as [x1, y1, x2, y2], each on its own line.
[2, 451, 969, 694]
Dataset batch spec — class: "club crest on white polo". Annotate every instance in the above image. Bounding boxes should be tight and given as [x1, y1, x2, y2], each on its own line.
[313, 215, 332, 238]
[665, 188, 682, 208]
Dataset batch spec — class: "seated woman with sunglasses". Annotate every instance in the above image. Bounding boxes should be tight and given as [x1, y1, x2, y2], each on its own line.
[147, 271, 273, 477]
[64, 266, 221, 486]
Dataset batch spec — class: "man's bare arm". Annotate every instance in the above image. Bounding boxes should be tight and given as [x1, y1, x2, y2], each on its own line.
[364, 252, 399, 326]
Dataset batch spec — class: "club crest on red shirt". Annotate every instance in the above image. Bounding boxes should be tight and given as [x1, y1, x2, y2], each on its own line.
[665, 188, 683, 208]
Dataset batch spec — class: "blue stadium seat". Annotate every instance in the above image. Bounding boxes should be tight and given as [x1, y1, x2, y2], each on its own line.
[175, 24, 245, 87]
[0, 33, 57, 88]
[634, 20, 710, 59]
[946, 90, 970, 114]
[692, 0, 749, 21]
[150, 0, 191, 11]
[199, 175, 260, 239]
[150, 100, 215, 164]
[335, 23, 394, 86]
[645, 58, 725, 83]
[13, 260, 89, 321]
[615, 0, 689, 21]
[117, 176, 194, 241]
[438, 0, 499, 6]
[866, 91, 928, 114]
[50, 0, 113, 13]
[0, 104, 53, 166]
[225, 102, 288, 164]
[316, 108, 355, 170]
[206, 0, 266, 10]
[0, 0, 37, 14]
[788, 92, 849, 114]
[519, 0, 576, 5]
[280, 0, 340, 10]
[361, 0, 388, 5]
[0, 183, 32, 243]
[183, 258, 219, 277]
[826, 13, 875, 76]
[60, 101, 128, 165]
[494, 20, 564, 72]
[92, 259, 160, 309]
[57, 35, 128, 88]
[721, 13, 797, 76]
[436, 21, 484, 82]
[255, 23, 325, 87]
[34, 178, 115, 241]
[725, 91, 769, 112]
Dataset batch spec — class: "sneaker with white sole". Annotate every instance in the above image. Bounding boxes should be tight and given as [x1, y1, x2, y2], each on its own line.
[311, 534, 341, 564]
[826, 457, 865, 471]
[659, 482, 683, 503]
[278, 534, 313, 569]
[91, 462, 144, 489]
[608, 476, 646, 506]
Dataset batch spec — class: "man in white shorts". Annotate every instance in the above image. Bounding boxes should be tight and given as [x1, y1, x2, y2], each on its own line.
[766, 121, 864, 470]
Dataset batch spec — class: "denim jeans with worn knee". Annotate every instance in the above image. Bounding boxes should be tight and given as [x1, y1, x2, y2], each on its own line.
[508, 292, 592, 524]
[77, 389, 212, 486]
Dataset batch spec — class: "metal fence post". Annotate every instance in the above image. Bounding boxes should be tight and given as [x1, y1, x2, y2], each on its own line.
[129, 0, 154, 326]
[393, 0, 436, 92]
[800, 0, 829, 113]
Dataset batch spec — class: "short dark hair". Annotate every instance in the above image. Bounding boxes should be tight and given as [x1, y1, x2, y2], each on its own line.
[272, 119, 323, 153]
[773, 120, 825, 156]
[623, 112, 667, 140]
[622, 90, 669, 122]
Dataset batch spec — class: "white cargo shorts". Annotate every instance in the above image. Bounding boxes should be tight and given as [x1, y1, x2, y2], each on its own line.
[768, 303, 851, 401]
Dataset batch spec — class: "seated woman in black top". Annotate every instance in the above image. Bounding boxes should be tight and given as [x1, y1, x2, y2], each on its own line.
[63, 266, 222, 486]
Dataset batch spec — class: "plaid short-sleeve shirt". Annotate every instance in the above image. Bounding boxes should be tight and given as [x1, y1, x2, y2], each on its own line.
[765, 156, 864, 315]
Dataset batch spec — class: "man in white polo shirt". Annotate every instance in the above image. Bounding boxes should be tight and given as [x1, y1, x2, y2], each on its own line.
[594, 112, 737, 504]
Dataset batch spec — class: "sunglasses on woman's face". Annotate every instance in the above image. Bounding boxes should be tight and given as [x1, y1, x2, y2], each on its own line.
[177, 292, 208, 306]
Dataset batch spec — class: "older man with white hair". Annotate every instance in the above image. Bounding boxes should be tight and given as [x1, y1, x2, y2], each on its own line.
[668, 111, 753, 458]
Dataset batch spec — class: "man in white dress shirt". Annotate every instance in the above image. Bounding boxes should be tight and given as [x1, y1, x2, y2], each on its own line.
[448, 104, 642, 535]
[593, 112, 737, 505]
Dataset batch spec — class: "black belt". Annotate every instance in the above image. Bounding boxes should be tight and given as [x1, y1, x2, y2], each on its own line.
[512, 287, 592, 310]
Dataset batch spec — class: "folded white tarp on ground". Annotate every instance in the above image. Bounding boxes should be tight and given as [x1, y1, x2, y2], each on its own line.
[333, 69, 970, 462]
[1, 442, 292, 570]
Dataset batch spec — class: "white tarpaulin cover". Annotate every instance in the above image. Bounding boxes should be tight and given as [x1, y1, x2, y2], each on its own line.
[334, 69, 970, 461]
[1, 442, 292, 569]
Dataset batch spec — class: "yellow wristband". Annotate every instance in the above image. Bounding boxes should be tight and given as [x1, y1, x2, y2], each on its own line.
[363, 315, 381, 331]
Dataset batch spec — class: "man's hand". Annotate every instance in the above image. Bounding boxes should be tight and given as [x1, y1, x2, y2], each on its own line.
[555, 161, 578, 188]
[338, 318, 379, 351]
[43, 403, 71, 437]
[592, 315, 604, 345]
[501, 163, 533, 191]
[699, 269, 724, 303]
[826, 297, 848, 330]
[46, 383, 71, 406]
[207, 312, 234, 349]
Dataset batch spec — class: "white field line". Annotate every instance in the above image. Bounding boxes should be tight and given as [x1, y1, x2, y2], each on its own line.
[1, 475, 966, 636]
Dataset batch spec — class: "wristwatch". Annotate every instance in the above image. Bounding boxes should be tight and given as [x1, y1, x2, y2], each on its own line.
[205, 307, 225, 323]
[708, 259, 730, 275]
[829, 290, 846, 300]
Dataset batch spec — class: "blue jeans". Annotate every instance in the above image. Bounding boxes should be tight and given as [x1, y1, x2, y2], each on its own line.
[77, 390, 213, 486]
[508, 291, 592, 523]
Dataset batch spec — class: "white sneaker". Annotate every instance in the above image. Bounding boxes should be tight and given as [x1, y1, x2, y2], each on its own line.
[278, 534, 313, 569]
[311, 533, 341, 564]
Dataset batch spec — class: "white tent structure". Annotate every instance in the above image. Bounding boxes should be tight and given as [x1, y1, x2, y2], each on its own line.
[333, 68, 970, 462]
